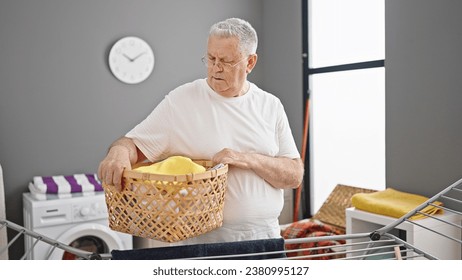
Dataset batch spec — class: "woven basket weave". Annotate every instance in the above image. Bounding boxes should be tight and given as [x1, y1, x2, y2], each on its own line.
[312, 184, 377, 232]
[103, 160, 228, 243]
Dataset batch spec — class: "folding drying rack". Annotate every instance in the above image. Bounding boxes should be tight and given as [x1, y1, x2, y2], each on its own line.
[1, 177, 461, 260]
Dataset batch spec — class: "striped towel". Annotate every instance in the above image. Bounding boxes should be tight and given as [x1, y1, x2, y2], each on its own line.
[30, 174, 103, 194]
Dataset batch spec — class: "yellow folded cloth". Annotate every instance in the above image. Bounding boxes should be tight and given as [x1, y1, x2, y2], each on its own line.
[133, 156, 206, 175]
[351, 188, 443, 220]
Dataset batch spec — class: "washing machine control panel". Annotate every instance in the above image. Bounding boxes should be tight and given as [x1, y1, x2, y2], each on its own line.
[72, 201, 108, 222]
[24, 193, 110, 227]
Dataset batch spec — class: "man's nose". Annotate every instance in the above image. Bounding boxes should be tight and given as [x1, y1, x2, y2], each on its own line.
[211, 62, 223, 71]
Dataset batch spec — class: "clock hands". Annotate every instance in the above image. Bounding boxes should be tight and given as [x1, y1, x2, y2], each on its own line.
[131, 51, 147, 61]
[122, 53, 133, 62]
[122, 52, 147, 62]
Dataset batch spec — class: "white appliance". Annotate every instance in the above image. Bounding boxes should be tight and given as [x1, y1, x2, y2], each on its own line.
[23, 192, 132, 259]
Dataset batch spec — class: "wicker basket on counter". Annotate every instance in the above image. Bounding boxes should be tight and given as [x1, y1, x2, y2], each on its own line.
[312, 184, 377, 232]
[103, 160, 228, 243]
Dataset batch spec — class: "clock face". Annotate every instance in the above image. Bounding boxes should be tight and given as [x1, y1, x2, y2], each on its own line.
[108, 36, 154, 84]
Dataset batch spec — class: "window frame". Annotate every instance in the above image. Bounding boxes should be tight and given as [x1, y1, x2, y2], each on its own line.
[301, 0, 385, 218]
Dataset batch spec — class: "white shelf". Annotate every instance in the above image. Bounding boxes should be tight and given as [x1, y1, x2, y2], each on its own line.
[346, 207, 462, 259]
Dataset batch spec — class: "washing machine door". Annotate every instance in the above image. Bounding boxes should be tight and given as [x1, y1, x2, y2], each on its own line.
[46, 223, 126, 260]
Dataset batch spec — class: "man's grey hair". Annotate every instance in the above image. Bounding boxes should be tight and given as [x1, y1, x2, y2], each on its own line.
[209, 18, 258, 56]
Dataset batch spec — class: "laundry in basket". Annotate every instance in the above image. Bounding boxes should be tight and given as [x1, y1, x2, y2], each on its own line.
[131, 156, 207, 214]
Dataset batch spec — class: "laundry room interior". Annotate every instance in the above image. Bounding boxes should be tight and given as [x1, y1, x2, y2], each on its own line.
[1, 0, 462, 262]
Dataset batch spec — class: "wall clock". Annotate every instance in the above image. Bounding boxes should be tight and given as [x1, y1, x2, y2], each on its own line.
[108, 36, 154, 84]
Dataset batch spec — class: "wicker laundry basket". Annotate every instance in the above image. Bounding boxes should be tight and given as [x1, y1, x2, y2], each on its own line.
[103, 160, 228, 243]
[312, 184, 377, 232]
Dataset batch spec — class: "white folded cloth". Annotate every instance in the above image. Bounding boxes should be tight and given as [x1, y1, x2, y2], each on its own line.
[28, 182, 72, 200]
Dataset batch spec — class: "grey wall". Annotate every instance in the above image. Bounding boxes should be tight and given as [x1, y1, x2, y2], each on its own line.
[0, 0, 303, 259]
[261, 0, 303, 222]
[261, 0, 303, 149]
[386, 0, 462, 197]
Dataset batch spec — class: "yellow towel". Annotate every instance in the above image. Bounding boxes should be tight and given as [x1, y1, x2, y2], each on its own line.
[351, 188, 443, 220]
[133, 156, 206, 175]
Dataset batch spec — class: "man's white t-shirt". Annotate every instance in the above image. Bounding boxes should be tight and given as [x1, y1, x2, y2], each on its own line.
[126, 78, 300, 244]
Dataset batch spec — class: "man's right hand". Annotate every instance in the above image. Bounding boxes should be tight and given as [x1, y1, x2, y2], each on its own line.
[98, 145, 132, 192]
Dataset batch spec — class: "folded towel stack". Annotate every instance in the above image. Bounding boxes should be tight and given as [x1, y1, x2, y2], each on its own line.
[351, 188, 443, 220]
[28, 173, 103, 200]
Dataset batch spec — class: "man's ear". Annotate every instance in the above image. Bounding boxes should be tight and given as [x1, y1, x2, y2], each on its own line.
[246, 54, 258, 73]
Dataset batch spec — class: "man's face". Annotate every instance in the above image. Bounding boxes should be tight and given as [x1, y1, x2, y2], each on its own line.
[205, 35, 250, 98]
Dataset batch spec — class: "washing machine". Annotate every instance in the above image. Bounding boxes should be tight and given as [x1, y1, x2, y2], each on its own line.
[23, 192, 132, 260]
